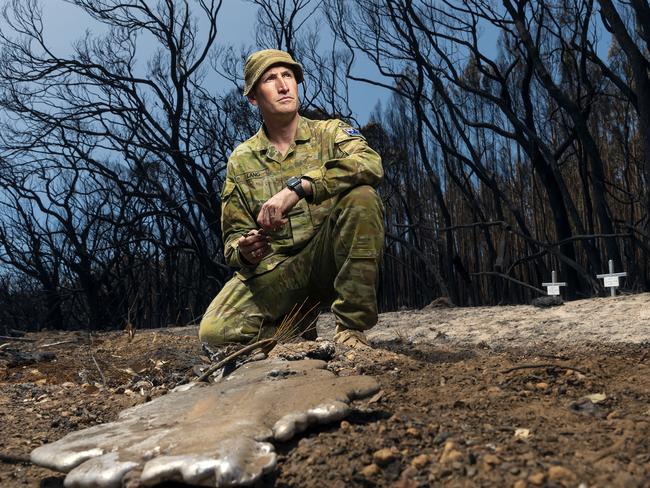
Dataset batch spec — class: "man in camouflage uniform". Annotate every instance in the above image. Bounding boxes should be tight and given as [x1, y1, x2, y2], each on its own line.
[199, 49, 384, 348]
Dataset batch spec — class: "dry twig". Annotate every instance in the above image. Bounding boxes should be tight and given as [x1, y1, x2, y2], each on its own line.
[196, 338, 277, 382]
[88, 335, 107, 386]
[196, 298, 320, 383]
[0, 336, 35, 342]
[271, 298, 320, 343]
[91, 353, 107, 386]
[41, 339, 78, 348]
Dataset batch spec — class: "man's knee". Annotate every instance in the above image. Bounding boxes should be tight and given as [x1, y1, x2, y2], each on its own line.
[198, 313, 229, 346]
[333, 186, 384, 251]
[198, 278, 266, 346]
[336, 185, 382, 213]
[199, 309, 268, 346]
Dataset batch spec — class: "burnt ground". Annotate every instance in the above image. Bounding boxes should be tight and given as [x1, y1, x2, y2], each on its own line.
[1, 306, 649, 487]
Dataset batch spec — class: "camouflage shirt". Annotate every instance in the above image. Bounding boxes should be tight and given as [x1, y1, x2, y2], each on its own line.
[221, 116, 383, 278]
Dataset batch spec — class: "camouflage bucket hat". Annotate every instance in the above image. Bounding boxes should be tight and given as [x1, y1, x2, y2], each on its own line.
[243, 49, 304, 96]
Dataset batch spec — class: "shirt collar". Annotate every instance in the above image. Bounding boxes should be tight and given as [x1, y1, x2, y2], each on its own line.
[294, 115, 312, 143]
[249, 115, 311, 152]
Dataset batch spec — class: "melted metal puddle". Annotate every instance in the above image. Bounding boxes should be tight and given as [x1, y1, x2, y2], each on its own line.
[31, 358, 379, 487]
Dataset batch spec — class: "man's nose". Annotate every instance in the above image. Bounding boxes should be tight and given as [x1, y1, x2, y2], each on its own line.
[277, 78, 289, 92]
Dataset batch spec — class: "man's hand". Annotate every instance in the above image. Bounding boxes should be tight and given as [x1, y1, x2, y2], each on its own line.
[257, 187, 299, 232]
[238, 229, 272, 265]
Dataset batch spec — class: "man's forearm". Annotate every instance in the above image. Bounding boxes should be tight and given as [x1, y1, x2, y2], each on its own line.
[301, 147, 383, 205]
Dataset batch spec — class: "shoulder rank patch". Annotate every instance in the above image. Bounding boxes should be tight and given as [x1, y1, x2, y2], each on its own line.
[343, 127, 363, 137]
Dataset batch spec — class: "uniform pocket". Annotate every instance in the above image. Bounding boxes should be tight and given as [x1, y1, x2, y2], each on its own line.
[236, 170, 290, 240]
[236, 169, 274, 214]
[349, 235, 380, 259]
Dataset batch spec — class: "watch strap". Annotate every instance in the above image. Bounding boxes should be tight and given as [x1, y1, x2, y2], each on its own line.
[287, 176, 306, 199]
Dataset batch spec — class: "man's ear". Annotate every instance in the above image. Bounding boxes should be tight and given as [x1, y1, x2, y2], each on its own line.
[247, 94, 258, 106]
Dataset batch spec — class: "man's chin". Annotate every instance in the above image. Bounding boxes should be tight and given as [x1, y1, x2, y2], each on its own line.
[272, 105, 299, 116]
[278, 101, 298, 110]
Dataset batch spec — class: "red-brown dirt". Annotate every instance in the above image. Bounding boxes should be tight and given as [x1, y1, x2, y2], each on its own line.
[1, 294, 649, 487]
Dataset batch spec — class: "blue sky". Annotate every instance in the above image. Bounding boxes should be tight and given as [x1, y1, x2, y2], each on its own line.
[8, 1, 611, 125]
[37, 0, 390, 124]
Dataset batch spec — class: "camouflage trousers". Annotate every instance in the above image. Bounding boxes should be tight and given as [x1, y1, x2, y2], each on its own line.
[199, 185, 384, 346]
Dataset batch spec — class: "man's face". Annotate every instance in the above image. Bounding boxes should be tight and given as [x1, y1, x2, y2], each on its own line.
[248, 64, 299, 118]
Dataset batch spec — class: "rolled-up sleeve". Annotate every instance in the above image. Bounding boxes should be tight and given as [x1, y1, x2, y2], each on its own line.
[221, 175, 256, 269]
[302, 122, 383, 205]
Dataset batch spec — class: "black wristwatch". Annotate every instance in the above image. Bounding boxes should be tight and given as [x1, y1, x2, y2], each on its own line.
[287, 176, 306, 199]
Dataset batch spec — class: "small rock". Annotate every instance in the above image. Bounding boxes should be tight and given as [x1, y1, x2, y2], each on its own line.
[548, 465, 576, 485]
[514, 428, 531, 439]
[340, 420, 351, 431]
[534, 382, 549, 391]
[61, 382, 75, 388]
[250, 352, 267, 361]
[528, 472, 545, 485]
[582, 393, 606, 404]
[439, 441, 463, 464]
[360, 463, 381, 477]
[486, 386, 502, 397]
[406, 427, 419, 437]
[483, 454, 501, 466]
[373, 447, 399, 466]
[411, 454, 430, 469]
[82, 383, 99, 394]
[513, 480, 527, 488]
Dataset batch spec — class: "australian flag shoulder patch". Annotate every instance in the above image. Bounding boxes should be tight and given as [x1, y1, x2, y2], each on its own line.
[343, 127, 363, 137]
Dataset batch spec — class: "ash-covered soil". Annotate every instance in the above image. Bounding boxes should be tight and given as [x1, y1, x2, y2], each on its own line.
[1, 293, 649, 487]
